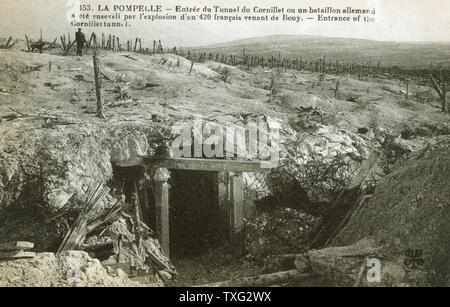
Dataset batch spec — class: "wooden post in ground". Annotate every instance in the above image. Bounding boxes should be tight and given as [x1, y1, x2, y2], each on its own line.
[5, 37, 12, 49]
[25, 35, 31, 52]
[405, 78, 409, 101]
[229, 172, 245, 255]
[93, 45, 105, 119]
[154, 168, 170, 257]
[335, 81, 340, 98]
[87, 33, 95, 48]
[216, 172, 229, 240]
[189, 61, 194, 74]
[429, 73, 448, 113]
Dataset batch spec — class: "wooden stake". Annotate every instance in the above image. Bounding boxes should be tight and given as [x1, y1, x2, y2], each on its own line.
[25, 35, 31, 52]
[335, 81, 340, 97]
[134, 38, 138, 52]
[5, 37, 12, 49]
[405, 79, 409, 101]
[93, 46, 105, 119]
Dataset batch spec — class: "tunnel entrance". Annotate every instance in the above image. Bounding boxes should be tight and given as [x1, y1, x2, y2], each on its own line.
[111, 164, 227, 259]
[169, 170, 225, 258]
[113, 157, 269, 260]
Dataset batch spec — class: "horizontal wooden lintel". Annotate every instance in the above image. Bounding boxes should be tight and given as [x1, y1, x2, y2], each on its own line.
[143, 157, 273, 173]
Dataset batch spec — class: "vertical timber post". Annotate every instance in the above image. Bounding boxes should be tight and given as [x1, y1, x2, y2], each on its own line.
[154, 168, 170, 257]
[93, 42, 105, 119]
[229, 172, 245, 255]
[216, 172, 229, 240]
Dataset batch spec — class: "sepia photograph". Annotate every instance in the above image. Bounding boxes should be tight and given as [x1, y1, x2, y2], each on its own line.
[0, 0, 449, 292]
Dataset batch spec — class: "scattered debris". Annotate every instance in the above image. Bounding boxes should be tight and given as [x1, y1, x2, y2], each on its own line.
[0, 241, 35, 260]
[0, 251, 144, 287]
[44, 82, 61, 90]
[196, 269, 311, 287]
[123, 54, 138, 61]
[57, 183, 122, 253]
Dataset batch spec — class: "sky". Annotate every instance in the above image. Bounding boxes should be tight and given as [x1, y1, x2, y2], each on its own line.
[1, 0, 449, 46]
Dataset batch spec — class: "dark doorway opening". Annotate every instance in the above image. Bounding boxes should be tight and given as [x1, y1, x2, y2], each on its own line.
[169, 170, 225, 258]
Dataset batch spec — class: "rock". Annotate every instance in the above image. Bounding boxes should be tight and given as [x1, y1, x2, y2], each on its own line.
[358, 127, 369, 134]
[294, 255, 311, 272]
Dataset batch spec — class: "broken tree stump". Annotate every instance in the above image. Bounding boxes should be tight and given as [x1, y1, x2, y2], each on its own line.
[93, 46, 106, 119]
[429, 73, 448, 113]
[25, 35, 31, 52]
[63, 40, 76, 56]
[4, 36, 12, 49]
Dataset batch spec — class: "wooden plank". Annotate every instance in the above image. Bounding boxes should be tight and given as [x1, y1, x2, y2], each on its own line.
[216, 172, 229, 237]
[0, 251, 36, 259]
[0, 241, 34, 251]
[154, 168, 170, 258]
[229, 172, 245, 255]
[349, 150, 381, 189]
[324, 194, 373, 247]
[230, 172, 244, 234]
[144, 157, 271, 173]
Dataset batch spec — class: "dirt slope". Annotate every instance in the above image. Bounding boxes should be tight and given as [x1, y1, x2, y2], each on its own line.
[333, 138, 450, 286]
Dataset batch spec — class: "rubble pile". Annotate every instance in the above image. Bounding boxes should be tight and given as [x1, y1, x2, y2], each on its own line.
[0, 251, 143, 287]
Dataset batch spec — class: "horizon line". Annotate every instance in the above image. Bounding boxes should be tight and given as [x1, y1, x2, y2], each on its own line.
[189, 33, 450, 48]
